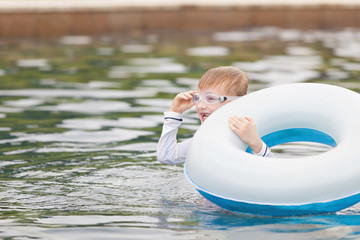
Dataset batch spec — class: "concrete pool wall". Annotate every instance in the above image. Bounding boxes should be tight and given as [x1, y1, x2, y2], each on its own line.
[0, 4, 359, 41]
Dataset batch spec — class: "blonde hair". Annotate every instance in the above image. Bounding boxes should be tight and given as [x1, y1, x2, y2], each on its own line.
[197, 66, 249, 96]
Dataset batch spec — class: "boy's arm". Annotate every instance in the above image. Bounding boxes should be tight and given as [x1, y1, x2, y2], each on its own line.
[157, 90, 196, 164]
[157, 111, 192, 165]
[253, 141, 274, 157]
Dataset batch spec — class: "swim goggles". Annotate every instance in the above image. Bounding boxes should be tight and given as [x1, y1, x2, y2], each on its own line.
[192, 93, 239, 105]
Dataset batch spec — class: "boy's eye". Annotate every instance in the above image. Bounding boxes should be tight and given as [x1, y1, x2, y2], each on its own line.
[205, 95, 219, 103]
[192, 94, 200, 102]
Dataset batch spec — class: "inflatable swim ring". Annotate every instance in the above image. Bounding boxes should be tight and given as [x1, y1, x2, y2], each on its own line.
[185, 83, 360, 216]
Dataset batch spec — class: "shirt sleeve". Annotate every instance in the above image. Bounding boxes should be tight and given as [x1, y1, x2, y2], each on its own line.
[157, 111, 192, 165]
[253, 141, 274, 157]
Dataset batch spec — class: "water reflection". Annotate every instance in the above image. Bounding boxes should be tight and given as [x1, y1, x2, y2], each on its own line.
[5, 98, 45, 107]
[59, 35, 92, 45]
[109, 58, 187, 78]
[0, 89, 157, 98]
[121, 44, 153, 53]
[233, 55, 322, 85]
[187, 46, 230, 56]
[40, 79, 121, 89]
[0, 128, 153, 144]
[58, 117, 160, 130]
[97, 47, 115, 56]
[38, 100, 131, 114]
[17, 59, 50, 69]
[140, 79, 189, 93]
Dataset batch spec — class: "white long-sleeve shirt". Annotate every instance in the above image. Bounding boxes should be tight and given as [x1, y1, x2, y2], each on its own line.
[157, 111, 273, 165]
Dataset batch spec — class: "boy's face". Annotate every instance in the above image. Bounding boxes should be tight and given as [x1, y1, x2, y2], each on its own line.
[195, 87, 230, 122]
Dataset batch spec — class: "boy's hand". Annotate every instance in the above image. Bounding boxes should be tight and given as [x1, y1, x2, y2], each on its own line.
[170, 90, 196, 114]
[228, 116, 262, 154]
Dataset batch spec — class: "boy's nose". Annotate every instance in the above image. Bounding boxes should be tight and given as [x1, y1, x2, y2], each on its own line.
[196, 99, 207, 108]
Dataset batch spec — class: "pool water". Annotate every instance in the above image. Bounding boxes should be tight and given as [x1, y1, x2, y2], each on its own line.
[1, 27, 360, 239]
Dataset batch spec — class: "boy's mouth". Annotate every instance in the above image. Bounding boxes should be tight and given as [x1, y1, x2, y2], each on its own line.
[200, 113, 210, 121]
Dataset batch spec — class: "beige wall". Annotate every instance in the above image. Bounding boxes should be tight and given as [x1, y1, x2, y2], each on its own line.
[0, 5, 359, 41]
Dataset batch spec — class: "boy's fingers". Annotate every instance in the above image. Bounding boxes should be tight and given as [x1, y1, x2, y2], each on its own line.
[184, 93, 193, 99]
[229, 118, 239, 125]
[229, 124, 238, 131]
[178, 91, 194, 99]
[245, 116, 254, 122]
[229, 116, 246, 124]
[229, 116, 239, 122]
[229, 119, 243, 129]
[176, 93, 191, 101]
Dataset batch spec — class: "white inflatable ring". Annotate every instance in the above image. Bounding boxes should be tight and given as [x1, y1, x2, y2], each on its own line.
[185, 83, 360, 216]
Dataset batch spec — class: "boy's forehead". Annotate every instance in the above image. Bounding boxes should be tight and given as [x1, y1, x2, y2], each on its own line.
[198, 84, 228, 94]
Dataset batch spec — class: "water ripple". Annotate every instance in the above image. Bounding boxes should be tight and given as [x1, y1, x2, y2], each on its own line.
[0, 129, 154, 144]
[0, 89, 157, 99]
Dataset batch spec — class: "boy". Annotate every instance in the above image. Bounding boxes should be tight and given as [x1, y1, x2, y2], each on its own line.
[157, 66, 272, 165]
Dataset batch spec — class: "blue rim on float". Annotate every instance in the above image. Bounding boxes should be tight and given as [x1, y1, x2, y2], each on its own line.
[184, 173, 360, 216]
[246, 128, 337, 154]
